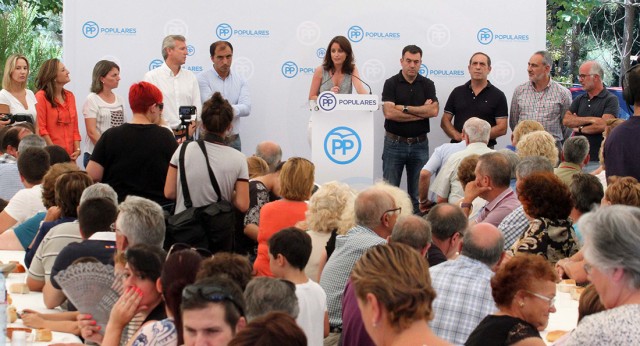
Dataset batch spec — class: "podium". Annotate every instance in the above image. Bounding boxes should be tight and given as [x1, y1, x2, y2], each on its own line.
[310, 91, 379, 190]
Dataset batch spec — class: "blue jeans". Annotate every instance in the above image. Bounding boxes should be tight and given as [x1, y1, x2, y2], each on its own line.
[382, 135, 429, 213]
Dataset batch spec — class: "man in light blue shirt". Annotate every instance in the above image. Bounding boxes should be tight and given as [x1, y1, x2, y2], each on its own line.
[198, 41, 251, 151]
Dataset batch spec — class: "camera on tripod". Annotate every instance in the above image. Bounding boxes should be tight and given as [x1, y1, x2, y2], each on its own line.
[0, 113, 34, 125]
[176, 106, 197, 140]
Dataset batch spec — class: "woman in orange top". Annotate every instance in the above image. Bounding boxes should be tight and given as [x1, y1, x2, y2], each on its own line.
[35, 59, 81, 159]
[253, 157, 315, 277]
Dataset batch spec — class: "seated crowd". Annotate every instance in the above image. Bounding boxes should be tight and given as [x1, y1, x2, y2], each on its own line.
[1, 55, 640, 346]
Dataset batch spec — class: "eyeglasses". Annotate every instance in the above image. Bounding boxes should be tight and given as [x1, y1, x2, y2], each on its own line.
[578, 74, 595, 79]
[380, 207, 401, 220]
[182, 284, 245, 316]
[525, 290, 556, 307]
[167, 242, 212, 259]
[109, 223, 120, 233]
[156, 102, 164, 111]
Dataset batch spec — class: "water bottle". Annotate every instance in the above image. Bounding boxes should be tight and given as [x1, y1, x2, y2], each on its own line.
[0, 275, 6, 346]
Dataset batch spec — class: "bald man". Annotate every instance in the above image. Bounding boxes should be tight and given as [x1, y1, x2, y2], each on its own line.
[429, 223, 505, 345]
[255, 141, 282, 173]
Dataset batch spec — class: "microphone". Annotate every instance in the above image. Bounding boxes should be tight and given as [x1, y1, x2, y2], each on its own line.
[319, 73, 334, 89]
[350, 73, 372, 94]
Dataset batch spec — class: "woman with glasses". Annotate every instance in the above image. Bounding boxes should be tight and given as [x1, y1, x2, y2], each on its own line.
[128, 248, 204, 346]
[253, 157, 315, 277]
[100, 244, 167, 346]
[563, 206, 640, 346]
[466, 254, 557, 346]
[82, 60, 125, 167]
[86, 81, 177, 206]
[35, 58, 81, 158]
[0, 54, 38, 130]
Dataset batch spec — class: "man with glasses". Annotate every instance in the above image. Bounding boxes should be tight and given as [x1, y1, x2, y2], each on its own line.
[320, 187, 398, 346]
[425, 203, 468, 266]
[563, 60, 619, 172]
[181, 276, 247, 346]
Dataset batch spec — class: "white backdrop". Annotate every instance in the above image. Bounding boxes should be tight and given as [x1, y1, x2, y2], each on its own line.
[63, 0, 545, 184]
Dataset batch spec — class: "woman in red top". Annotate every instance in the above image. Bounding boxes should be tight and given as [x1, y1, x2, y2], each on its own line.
[253, 157, 315, 277]
[35, 59, 81, 159]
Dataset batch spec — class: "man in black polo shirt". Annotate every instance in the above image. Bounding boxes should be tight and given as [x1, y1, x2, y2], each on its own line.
[440, 52, 508, 148]
[563, 60, 618, 172]
[382, 45, 439, 213]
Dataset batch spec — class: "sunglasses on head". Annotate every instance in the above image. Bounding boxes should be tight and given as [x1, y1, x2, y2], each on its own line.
[182, 284, 245, 316]
[167, 243, 212, 259]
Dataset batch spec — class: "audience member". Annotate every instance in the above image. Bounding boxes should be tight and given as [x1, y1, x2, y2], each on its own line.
[455, 154, 485, 220]
[0, 54, 37, 125]
[568, 173, 603, 241]
[466, 254, 557, 345]
[602, 176, 640, 207]
[319, 187, 397, 345]
[254, 141, 282, 173]
[246, 156, 268, 179]
[516, 130, 559, 166]
[0, 131, 45, 202]
[498, 156, 555, 249]
[425, 203, 468, 266]
[228, 311, 307, 346]
[87, 81, 177, 206]
[0, 147, 50, 233]
[432, 117, 493, 203]
[459, 152, 520, 227]
[181, 276, 247, 346]
[269, 228, 327, 346]
[114, 195, 166, 251]
[304, 181, 355, 282]
[351, 243, 450, 346]
[555, 136, 590, 186]
[44, 145, 72, 164]
[511, 172, 579, 264]
[498, 148, 520, 191]
[418, 140, 466, 210]
[508, 120, 544, 151]
[254, 157, 314, 277]
[244, 277, 299, 322]
[196, 252, 253, 291]
[430, 223, 504, 345]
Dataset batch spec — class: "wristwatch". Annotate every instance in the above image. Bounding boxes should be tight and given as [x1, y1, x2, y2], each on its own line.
[402, 105, 409, 113]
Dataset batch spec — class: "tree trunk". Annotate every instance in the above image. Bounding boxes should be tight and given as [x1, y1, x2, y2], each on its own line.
[620, 0, 637, 85]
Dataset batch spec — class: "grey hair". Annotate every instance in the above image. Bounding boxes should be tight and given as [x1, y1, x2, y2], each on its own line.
[478, 152, 511, 188]
[462, 117, 491, 144]
[80, 183, 118, 205]
[117, 196, 165, 248]
[255, 142, 283, 173]
[580, 205, 640, 289]
[563, 136, 590, 164]
[17, 134, 46, 152]
[390, 215, 432, 252]
[569, 173, 603, 214]
[588, 61, 604, 79]
[461, 226, 504, 267]
[498, 149, 520, 180]
[244, 277, 299, 322]
[354, 186, 395, 230]
[516, 156, 554, 179]
[425, 203, 468, 241]
[534, 50, 553, 68]
[161, 35, 186, 60]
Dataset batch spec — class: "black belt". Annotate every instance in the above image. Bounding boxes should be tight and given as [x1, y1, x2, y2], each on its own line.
[385, 131, 427, 144]
[329, 326, 342, 333]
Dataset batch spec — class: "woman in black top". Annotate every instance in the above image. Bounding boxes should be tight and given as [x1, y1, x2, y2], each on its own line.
[466, 254, 557, 346]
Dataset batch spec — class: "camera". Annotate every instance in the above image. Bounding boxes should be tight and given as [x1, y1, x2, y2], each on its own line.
[179, 106, 196, 121]
[0, 113, 34, 124]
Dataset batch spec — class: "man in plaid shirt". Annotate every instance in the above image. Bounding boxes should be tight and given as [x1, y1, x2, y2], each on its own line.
[429, 223, 505, 345]
[510, 50, 572, 152]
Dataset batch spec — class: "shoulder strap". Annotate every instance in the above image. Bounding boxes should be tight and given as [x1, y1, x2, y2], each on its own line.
[197, 140, 224, 202]
[178, 141, 193, 208]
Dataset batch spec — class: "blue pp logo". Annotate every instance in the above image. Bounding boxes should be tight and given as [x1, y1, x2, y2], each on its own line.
[324, 127, 362, 165]
[82, 21, 100, 38]
[216, 23, 232, 40]
[318, 93, 337, 112]
[281, 61, 298, 78]
[477, 28, 493, 45]
[347, 26, 364, 42]
[316, 48, 326, 59]
[187, 45, 195, 56]
[419, 64, 428, 77]
[148, 59, 164, 71]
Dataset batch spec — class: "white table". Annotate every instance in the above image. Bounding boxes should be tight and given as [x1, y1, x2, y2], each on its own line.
[540, 287, 579, 345]
[1, 250, 82, 344]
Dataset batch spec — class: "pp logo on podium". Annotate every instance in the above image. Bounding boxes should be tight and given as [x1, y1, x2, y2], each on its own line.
[324, 126, 362, 165]
[318, 92, 337, 112]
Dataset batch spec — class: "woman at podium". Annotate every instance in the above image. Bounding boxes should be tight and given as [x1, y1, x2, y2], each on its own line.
[308, 35, 368, 100]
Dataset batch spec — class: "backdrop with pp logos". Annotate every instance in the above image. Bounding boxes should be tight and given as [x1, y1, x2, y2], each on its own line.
[63, 0, 544, 186]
